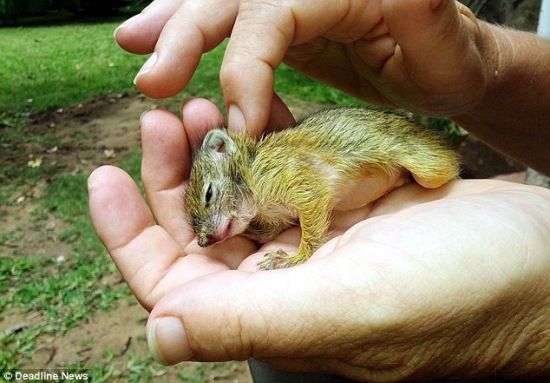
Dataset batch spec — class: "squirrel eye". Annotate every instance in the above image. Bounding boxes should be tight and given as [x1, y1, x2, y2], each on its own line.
[205, 184, 213, 206]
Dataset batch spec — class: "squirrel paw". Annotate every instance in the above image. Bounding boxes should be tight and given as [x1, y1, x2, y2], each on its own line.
[258, 249, 302, 270]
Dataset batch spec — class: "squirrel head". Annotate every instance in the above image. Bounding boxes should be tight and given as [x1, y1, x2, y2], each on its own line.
[186, 129, 256, 247]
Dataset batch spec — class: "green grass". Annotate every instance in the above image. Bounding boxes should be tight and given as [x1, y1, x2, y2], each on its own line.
[0, 153, 142, 371]
[0, 21, 361, 115]
[0, 23, 143, 113]
[0, 144, 140, 330]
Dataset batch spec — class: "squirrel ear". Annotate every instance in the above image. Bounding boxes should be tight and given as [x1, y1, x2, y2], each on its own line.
[203, 129, 236, 155]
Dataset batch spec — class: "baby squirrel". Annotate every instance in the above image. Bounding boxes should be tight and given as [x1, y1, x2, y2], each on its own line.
[186, 107, 460, 270]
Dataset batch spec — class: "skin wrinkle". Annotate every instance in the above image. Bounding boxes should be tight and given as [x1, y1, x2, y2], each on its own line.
[180, 3, 234, 52]
[455, 26, 550, 173]
[336, 0, 356, 38]
[414, 313, 495, 378]
[366, 34, 396, 57]
[244, 288, 277, 360]
[285, 37, 329, 64]
[523, 325, 550, 375]
[480, 314, 526, 374]
[286, 0, 299, 46]
[177, 21, 208, 59]
[288, 0, 355, 44]
[260, 357, 340, 377]
[455, 280, 543, 376]
[108, 215, 155, 256]
[351, 46, 401, 101]
[329, 220, 539, 378]
[500, 296, 550, 377]
[375, 11, 485, 115]
[207, 276, 267, 360]
[232, 292, 254, 360]
[364, 16, 389, 40]
[250, 271, 345, 357]
[237, 0, 294, 52]
[324, 0, 368, 43]
[221, 51, 273, 94]
[125, 230, 179, 311]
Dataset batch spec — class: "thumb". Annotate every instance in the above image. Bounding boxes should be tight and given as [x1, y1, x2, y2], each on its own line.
[384, 0, 470, 69]
[383, 0, 487, 113]
[145, 264, 358, 365]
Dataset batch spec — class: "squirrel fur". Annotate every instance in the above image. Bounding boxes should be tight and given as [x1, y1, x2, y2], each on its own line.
[185, 107, 460, 269]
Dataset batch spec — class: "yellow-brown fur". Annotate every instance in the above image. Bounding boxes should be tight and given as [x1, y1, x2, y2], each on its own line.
[186, 107, 460, 269]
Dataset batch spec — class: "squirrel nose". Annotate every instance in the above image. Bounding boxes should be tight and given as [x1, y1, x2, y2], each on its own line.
[198, 234, 216, 247]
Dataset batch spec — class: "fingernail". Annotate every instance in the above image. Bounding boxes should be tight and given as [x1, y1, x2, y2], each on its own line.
[147, 317, 192, 365]
[113, 14, 141, 39]
[87, 171, 99, 191]
[228, 104, 245, 132]
[140, 110, 151, 124]
[134, 53, 157, 85]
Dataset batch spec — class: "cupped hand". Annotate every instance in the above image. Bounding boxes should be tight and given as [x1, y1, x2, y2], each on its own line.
[114, 0, 495, 134]
[89, 99, 550, 381]
[88, 96, 296, 309]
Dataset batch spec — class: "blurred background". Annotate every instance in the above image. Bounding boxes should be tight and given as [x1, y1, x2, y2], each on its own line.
[0, 1, 545, 382]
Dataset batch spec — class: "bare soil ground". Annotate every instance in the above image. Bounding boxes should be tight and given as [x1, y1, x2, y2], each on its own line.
[0, 94, 526, 381]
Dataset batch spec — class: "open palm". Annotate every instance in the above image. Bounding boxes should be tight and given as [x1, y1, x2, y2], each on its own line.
[88, 99, 550, 380]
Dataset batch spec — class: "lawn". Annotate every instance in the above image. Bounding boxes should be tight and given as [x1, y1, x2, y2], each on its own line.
[0, 22, 359, 114]
[0, 19, 360, 381]
[0, 23, 144, 113]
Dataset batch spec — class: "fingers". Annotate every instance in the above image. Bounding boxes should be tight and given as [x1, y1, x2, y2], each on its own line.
[88, 166, 184, 308]
[181, 94, 294, 140]
[133, 0, 238, 98]
[89, 165, 240, 309]
[89, 166, 155, 251]
[114, 0, 183, 54]
[221, 0, 370, 134]
[219, 1, 294, 133]
[141, 110, 195, 246]
[180, 98, 225, 151]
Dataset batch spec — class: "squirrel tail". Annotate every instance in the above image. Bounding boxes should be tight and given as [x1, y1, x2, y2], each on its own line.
[395, 139, 461, 189]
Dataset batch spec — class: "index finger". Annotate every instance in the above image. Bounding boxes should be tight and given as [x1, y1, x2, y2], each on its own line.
[133, 0, 238, 98]
[220, 0, 380, 135]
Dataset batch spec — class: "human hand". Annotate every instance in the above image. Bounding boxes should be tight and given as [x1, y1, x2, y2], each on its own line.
[114, 0, 495, 135]
[89, 99, 550, 381]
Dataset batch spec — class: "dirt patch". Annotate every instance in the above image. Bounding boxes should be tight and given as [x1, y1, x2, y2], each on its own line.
[32, 300, 148, 368]
[30, 93, 148, 174]
[8, 300, 252, 382]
